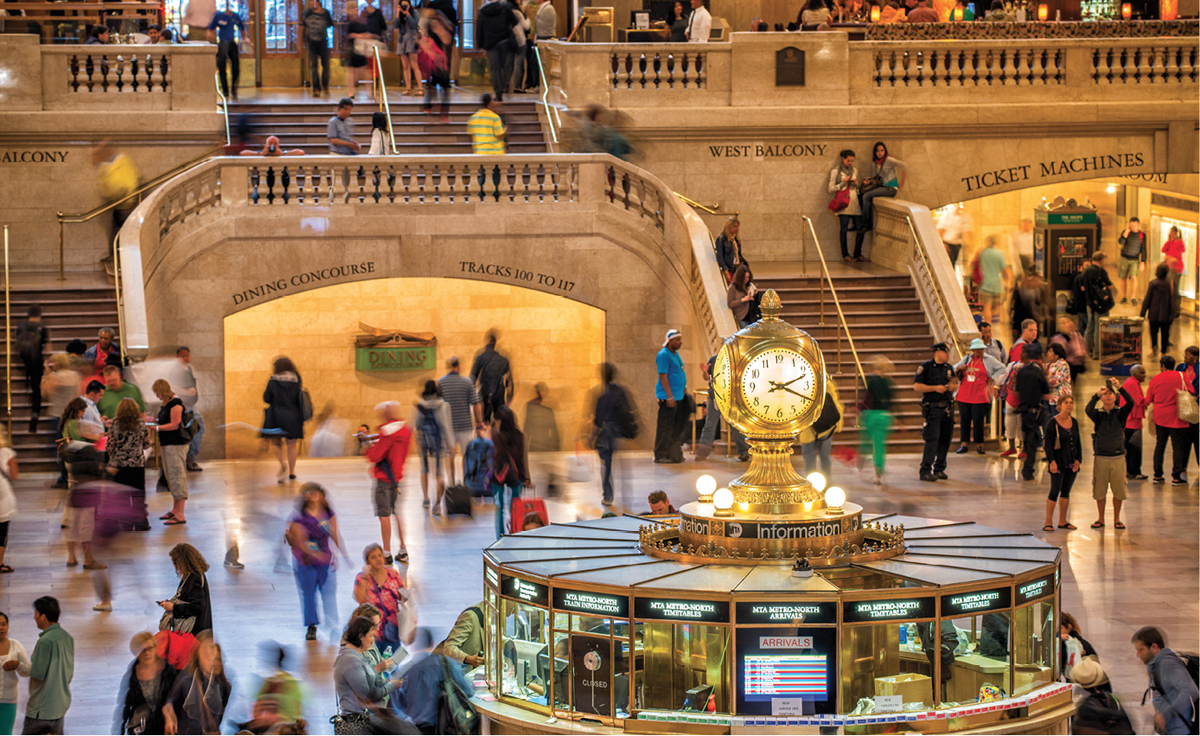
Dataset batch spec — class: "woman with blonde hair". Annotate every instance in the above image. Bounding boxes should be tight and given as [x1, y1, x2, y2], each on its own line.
[115, 631, 177, 735]
[0, 429, 17, 574]
[151, 380, 189, 525]
[714, 217, 748, 284]
[106, 397, 151, 531]
[859, 355, 895, 484]
[158, 543, 212, 636]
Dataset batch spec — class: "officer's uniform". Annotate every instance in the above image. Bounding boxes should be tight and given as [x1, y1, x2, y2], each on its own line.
[915, 344, 955, 478]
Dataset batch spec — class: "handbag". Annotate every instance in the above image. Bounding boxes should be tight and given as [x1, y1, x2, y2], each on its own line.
[353, 38, 383, 57]
[331, 711, 372, 735]
[828, 183, 851, 213]
[858, 175, 882, 194]
[1176, 373, 1199, 424]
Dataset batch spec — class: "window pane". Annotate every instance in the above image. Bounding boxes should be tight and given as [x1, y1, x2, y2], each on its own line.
[636, 623, 730, 713]
[501, 599, 550, 706]
[842, 623, 936, 713]
[942, 614, 1011, 706]
[1013, 603, 1055, 695]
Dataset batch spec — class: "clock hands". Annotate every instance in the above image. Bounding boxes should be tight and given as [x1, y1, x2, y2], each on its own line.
[768, 380, 814, 400]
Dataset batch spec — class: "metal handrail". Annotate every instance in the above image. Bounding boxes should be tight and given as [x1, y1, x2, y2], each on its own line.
[533, 46, 559, 151]
[801, 215, 867, 413]
[372, 45, 397, 154]
[905, 216, 966, 359]
[215, 71, 231, 146]
[673, 193, 738, 216]
[3, 226, 11, 438]
[112, 231, 125, 364]
[56, 144, 225, 281]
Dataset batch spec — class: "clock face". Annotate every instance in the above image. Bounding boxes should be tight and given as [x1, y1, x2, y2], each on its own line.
[739, 347, 817, 424]
[711, 348, 732, 405]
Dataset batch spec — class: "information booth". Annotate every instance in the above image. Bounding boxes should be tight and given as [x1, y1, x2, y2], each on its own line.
[477, 291, 1069, 734]
[479, 514, 1066, 733]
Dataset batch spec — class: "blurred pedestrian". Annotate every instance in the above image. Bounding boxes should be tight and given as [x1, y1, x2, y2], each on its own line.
[171, 347, 205, 472]
[468, 94, 507, 154]
[0, 611, 31, 735]
[489, 405, 530, 538]
[114, 632, 177, 735]
[1146, 354, 1191, 485]
[1161, 226, 1186, 308]
[43, 354, 81, 489]
[0, 429, 15, 574]
[1121, 365, 1149, 480]
[591, 363, 635, 506]
[1049, 315, 1087, 382]
[1042, 394, 1080, 532]
[524, 383, 561, 496]
[859, 356, 895, 484]
[288, 483, 345, 642]
[106, 398, 150, 531]
[936, 202, 971, 267]
[243, 643, 304, 733]
[1141, 263, 1175, 354]
[162, 632, 231, 735]
[801, 384, 842, 478]
[695, 353, 748, 462]
[438, 357, 483, 486]
[207, 2, 246, 98]
[262, 357, 307, 484]
[1080, 252, 1114, 358]
[158, 543, 213, 636]
[303, 0, 334, 96]
[420, 11, 454, 121]
[14, 305, 47, 433]
[1015, 342, 1051, 482]
[411, 380, 453, 514]
[151, 379, 189, 525]
[364, 401, 413, 565]
[397, 627, 475, 734]
[976, 235, 1010, 325]
[470, 330, 512, 424]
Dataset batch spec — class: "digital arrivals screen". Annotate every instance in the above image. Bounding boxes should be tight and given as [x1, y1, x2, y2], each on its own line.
[736, 628, 836, 715]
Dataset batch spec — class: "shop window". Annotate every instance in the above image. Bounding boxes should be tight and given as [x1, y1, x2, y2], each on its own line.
[1012, 603, 1056, 695]
[1151, 215, 1197, 300]
[636, 623, 730, 713]
[841, 623, 936, 714]
[501, 599, 549, 707]
[940, 613, 1012, 706]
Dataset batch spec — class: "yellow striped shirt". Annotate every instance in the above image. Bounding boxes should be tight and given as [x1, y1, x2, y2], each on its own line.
[467, 108, 507, 155]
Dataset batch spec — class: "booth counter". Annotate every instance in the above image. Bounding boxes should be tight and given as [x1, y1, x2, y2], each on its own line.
[478, 513, 1065, 734]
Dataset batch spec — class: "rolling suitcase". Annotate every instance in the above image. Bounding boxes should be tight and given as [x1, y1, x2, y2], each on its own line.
[443, 484, 473, 516]
[510, 496, 548, 533]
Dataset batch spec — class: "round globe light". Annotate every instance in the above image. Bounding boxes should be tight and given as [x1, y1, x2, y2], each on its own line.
[713, 487, 734, 511]
[825, 486, 846, 511]
[806, 472, 827, 494]
[695, 474, 717, 500]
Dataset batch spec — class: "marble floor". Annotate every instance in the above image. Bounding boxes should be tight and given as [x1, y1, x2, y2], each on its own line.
[2, 431, 1195, 733]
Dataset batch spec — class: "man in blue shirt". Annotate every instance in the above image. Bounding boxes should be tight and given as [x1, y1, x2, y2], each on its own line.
[327, 98, 360, 154]
[653, 329, 687, 464]
[207, 4, 246, 99]
[399, 628, 476, 734]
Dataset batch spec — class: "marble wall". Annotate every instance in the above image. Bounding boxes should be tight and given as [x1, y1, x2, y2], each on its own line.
[223, 277, 605, 458]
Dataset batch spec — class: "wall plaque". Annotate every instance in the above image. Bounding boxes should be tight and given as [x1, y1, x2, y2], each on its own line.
[775, 47, 805, 86]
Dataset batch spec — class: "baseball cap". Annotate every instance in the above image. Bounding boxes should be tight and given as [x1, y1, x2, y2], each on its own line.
[931, 342, 949, 352]
[663, 329, 682, 347]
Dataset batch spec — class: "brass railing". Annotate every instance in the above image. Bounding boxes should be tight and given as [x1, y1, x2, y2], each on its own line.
[533, 46, 560, 151]
[673, 193, 736, 216]
[801, 215, 867, 414]
[3, 226, 11, 438]
[215, 71, 231, 146]
[111, 232, 125, 364]
[56, 144, 224, 280]
[372, 45, 397, 154]
[905, 217, 966, 360]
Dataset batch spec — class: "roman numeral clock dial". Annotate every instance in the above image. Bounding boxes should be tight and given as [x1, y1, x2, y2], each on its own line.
[740, 348, 816, 424]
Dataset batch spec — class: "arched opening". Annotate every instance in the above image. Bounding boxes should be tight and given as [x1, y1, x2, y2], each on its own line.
[223, 277, 606, 458]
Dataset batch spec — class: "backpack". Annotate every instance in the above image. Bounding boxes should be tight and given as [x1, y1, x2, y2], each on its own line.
[1068, 270, 1088, 314]
[811, 392, 842, 438]
[1087, 269, 1115, 314]
[1075, 691, 1134, 735]
[417, 405, 443, 452]
[435, 654, 480, 735]
[300, 389, 314, 423]
[463, 437, 493, 493]
[15, 323, 44, 362]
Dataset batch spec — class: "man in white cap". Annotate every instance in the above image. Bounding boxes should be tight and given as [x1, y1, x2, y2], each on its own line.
[654, 329, 686, 464]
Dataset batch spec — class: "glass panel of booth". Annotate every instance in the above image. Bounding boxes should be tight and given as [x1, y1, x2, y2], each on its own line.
[840, 596, 939, 714]
[939, 586, 1014, 708]
[500, 597, 551, 710]
[1012, 573, 1058, 696]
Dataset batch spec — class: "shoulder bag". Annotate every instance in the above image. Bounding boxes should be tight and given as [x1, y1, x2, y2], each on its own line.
[436, 655, 480, 735]
[828, 181, 851, 213]
[1177, 372, 1199, 424]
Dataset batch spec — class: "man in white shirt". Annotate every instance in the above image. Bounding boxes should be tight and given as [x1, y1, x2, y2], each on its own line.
[1010, 218, 1034, 274]
[936, 203, 972, 267]
[685, 0, 711, 42]
[82, 380, 105, 427]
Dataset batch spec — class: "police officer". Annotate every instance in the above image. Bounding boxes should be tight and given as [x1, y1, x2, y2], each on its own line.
[914, 342, 958, 482]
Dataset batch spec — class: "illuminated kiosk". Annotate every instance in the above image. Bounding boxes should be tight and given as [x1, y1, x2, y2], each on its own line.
[477, 291, 1069, 735]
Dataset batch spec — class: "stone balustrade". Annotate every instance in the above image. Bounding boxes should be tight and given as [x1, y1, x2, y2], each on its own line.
[2, 36, 220, 111]
[120, 154, 737, 357]
[541, 32, 1198, 108]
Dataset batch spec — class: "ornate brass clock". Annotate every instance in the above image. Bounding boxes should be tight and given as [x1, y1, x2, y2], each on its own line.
[710, 289, 827, 512]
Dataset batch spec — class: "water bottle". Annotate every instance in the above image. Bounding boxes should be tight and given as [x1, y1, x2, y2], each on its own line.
[382, 646, 394, 668]
[899, 625, 907, 646]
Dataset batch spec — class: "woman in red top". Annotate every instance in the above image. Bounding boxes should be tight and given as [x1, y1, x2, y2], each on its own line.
[1145, 354, 1191, 485]
[1121, 366, 1149, 480]
[1161, 225, 1187, 299]
[954, 339, 998, 455]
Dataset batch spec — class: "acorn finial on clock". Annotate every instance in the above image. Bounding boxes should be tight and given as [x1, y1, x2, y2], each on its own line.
[760, 288, 782, 318]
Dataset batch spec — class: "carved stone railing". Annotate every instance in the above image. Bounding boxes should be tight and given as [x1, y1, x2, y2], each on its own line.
[1, 37, 219, 111]
[863, 19, 1199, 41]
[543, 33, 1198, 109]
[120, 154, 735, 357]
[872, 199, 978, 360]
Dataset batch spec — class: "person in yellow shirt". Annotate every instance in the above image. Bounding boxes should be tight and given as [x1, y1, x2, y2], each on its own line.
[467, 94, 507, 155]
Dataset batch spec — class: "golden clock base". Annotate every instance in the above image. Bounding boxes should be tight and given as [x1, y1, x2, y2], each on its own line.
[728, 437, 826, 514]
